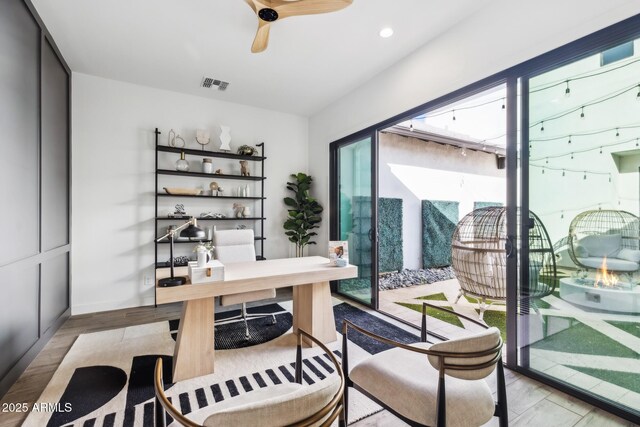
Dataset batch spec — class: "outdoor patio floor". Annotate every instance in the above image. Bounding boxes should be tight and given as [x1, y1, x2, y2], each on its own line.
[377, 278, 640, 425]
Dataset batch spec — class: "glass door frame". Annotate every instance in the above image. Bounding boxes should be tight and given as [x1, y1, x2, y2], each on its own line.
[327, 12, 640, 424]
[329, 130, 379, 309]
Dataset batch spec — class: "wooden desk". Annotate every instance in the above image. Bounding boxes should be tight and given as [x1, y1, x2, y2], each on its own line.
[156, 256, 357, 381]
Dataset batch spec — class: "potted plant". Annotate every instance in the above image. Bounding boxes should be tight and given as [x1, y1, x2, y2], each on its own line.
[283, 173, 323, 257]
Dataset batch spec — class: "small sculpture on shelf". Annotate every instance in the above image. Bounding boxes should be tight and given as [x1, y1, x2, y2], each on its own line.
[200, 212, 226, 219]
[210, 181, 219, 196]
[168, 204, 187, 218]
[196, 129, 211, 149]
[239, 160, 250, 176]
[175, 151, 189, 172]
[168, 129, 186, 148]
[237, 145, 258, 156]
[170, 256, 191, 267]
[233, 203, 250, 218]
[214, 168, 223, 175]
[219, 125, 231, 151]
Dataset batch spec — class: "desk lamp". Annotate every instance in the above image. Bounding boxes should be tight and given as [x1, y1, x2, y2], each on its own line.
[156, 217, 205, 287]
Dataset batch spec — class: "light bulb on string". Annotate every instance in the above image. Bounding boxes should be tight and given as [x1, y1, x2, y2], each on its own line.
[545, 157, 549, 164]
[565, 81, 571, 97]
[540, 121, 545, 132]
[583, 172, 587, 180]
[568, 135, 572, 144]
[501, 98, 505, 110]
[571, 153, 574, 160]
[637, 84, 640, 101]
[542, 168, 545, 174]
[562, 170, 565, 177]
[636, 138, 639, 147]
[616, 128, 619, 137]
[600, 147, 603, 154]
[609, 174, 612, 183]
[452, 110, 456, 121]
[409, 121, 414, 131]
[561, 211, 564, 219]
[580, 106, 585, 119]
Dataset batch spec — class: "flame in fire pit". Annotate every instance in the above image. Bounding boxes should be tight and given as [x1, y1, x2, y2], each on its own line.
[593, 257, 619, 288]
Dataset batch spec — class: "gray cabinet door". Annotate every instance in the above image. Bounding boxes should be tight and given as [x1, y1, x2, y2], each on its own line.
[0, 0, 40, 265]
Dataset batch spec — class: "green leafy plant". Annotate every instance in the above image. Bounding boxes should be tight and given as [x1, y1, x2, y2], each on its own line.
[283, 173, 323, 257]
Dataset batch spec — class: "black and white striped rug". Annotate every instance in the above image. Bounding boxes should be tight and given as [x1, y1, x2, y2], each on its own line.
[24, 301, 420, 427]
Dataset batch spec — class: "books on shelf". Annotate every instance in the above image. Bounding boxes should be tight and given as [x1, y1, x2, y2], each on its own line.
[329, 241, 348, 267]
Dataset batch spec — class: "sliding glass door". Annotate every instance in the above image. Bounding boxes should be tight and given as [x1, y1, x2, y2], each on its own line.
[518, 37, 640, 419]
[330, 134, 377, 307]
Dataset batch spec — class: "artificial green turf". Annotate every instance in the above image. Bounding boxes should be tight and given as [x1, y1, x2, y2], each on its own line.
[606, 321, 640, 339]
[566, 366, 640, 394]
[477, 309, 507, 343]
[416, 292, 449, 302]
[395, 302, 464, 328]
[531, 318, 639, 359]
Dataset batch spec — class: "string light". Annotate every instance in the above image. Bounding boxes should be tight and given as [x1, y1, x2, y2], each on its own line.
[501, 98, 505, 110]
[571, 153, 574, 160]
[542, 169, 545, 174]
[530, 136, 640, 162]
[583, 172, 587, 180]
[599, 147, 603, 154]
[561, 211, 564, 219]
[609, 174, 612, 183]
[460, 147, 467, 156]
[562, 170, 565, 177]
[568, 135, 572, 144]
[580, 106, 585, 119]
[540, 121, 545, 132]
[530, 123, 640, 143]
[616, 128, 620, 137]
[452, 110, 456, 121]
[530, 57, 640, 93]
[637, 84, 640, 101]
[409, 121, 414, 131]
[565, 81, 571, 97]
[545, 157, 549, 164]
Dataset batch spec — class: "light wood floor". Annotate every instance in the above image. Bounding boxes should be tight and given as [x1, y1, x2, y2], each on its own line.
[0, 290, 636, 427]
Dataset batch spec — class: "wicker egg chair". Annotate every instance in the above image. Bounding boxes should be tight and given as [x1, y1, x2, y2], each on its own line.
[568, 210, 639, 272]
[451, 207, 556, 319]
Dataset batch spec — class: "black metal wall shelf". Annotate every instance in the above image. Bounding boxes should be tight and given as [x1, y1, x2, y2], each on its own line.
[154, 128, 267, 301]
[156, 254, 266, 268]
[158, 237, 265, 244]
[157, 194, 265, 200]
[158, 169, 265, 181]
[157, 145, 266, 162]
[156, 217, 265, 221]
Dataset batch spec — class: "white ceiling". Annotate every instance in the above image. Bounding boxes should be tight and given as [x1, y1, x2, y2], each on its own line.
[32, 0, 489, 116]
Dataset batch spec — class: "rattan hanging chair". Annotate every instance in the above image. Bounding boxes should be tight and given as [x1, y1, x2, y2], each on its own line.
[567, 210, 639, 272]
[451, 207, 556, 318]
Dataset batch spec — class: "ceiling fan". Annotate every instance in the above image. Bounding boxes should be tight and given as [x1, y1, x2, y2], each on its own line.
[244, 0, 353, 53]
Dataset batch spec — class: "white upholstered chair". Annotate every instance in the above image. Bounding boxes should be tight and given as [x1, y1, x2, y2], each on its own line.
[213, 229, 276, 338]
[154, 330, 345, 427]
[341, 302, 507, 427]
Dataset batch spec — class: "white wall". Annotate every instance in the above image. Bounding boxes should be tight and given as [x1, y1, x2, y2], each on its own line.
[308, 0, 640, 256]
[379, 133, 505, 269]
[72, 73, 308, 314]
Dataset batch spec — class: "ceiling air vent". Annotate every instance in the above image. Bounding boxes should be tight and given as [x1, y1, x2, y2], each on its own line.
[201, 77, 229, 91]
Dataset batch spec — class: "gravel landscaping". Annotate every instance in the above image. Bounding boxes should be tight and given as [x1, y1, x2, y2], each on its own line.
[379, 267, 456, 290]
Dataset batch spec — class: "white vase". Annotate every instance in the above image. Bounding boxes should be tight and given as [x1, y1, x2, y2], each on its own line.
[197, 250, 209, 268]
[219, 125, 231, 151]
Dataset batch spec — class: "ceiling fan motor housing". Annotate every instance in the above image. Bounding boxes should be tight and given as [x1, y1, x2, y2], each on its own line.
[258, 8, 279, 22]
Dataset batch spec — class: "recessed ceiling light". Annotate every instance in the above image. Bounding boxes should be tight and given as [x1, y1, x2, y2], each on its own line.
[379, 27, 394, 38]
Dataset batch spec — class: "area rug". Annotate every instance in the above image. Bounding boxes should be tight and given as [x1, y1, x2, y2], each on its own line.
[24, 301, 421, 427]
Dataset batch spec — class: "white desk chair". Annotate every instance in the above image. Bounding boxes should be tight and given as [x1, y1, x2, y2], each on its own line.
[213, 229, 276, 338]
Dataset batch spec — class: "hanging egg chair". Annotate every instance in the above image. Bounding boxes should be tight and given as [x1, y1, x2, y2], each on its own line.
[567, 209, 639, 272]
[451, 206, 556, 318]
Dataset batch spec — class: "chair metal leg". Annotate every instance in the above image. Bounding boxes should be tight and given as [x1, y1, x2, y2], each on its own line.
[496, 359, 509, 427]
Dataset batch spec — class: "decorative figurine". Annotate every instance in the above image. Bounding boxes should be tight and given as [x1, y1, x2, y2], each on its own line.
[237, 145, 258, 156]
[196, 129, 211, 149]
[209, 181, 219, 192]
[219, 125, 231, 151]
[233, 203, 248, 218]
[239, 160, 250, 176]
[214, 169, 223, 175]
[174, 204, 186, 217]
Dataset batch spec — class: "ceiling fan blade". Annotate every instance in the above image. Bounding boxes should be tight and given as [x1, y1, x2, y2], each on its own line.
[251, 20, 271, 53]
[244, 0, 258, 13]
[275, 0, 352, 19]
